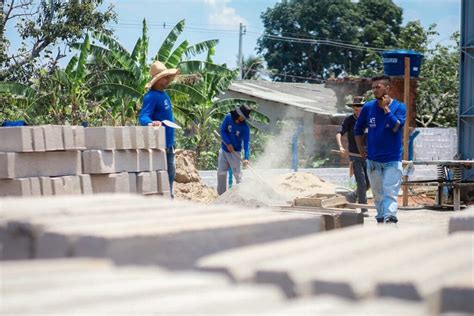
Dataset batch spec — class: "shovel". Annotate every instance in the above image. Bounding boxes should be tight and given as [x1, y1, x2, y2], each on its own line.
[162, 120, 182, 129]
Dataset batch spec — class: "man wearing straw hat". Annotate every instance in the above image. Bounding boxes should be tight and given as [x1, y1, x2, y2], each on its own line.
[336, 96, 370, 217]
[139, 61, 180, 198]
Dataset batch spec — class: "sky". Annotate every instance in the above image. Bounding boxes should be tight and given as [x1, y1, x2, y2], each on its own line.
[5, 0, 462, 69]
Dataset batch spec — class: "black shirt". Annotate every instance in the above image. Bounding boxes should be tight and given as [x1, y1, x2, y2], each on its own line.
[337, 114, 360, 154]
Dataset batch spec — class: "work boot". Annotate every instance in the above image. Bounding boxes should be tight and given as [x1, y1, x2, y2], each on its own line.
[384, 216, 398, 224]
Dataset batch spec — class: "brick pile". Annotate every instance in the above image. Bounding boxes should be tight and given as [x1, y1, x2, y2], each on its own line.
[0, 125, 169, 196]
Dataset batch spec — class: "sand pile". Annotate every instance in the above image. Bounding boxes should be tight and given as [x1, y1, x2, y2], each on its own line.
[174, 150, 218, 203]
[214, 171, 339, 207]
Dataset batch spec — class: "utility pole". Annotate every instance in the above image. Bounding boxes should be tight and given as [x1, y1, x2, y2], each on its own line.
[238, 22, 246, 80]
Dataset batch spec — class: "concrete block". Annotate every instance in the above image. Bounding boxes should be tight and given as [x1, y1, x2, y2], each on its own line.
[0, 151, 82, 179]
[40, 177, 53, 196]
[128, 173, 137, 193]
[71, 126, 85, 149]
[143, 126, 157, 148]
[0, 127, 33, 152]
[113, 127, 132, 150]
[115, 150, 139, 172]
[79, 174, 93, 194]
[30, 126, 45, 152]
[448, 212, 474, 234]
[137, 172, 158, 194]
[51, 176, 82, 196]
[154, 126, 166, 149]
[0, 226, 31, 260]
[62, 126, 75, 150]
[42, 125, 63, 151]
[29, 177, 42, 196]
[137, 149, 151, 171]
[151, 149, 167, 171]
[157, 170, 170, 194]
[90, 172, 130, 193]
[130, 126, 145, 149]
[82, 150, 115, 174]
[84, 127, 115, 150]
[0, 178, 31, 196]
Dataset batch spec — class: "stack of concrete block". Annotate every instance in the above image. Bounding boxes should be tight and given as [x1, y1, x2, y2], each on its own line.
[0, 125, 86, 197]
[0, 258, 430, 315]
[0, 125, 168, 197]
[197, 225, 474, 315]
[82, 126, 169, 195]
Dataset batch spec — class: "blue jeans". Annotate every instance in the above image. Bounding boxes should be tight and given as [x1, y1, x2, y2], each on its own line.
[366, 160, 402, 221]
[166, 147, 176, 198]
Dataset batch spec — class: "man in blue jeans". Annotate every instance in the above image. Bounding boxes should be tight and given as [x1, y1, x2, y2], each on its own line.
[355, 75, 406, 223]
[139, 61, 180, 198]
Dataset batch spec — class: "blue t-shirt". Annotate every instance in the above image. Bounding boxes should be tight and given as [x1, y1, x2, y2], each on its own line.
[221, 113, 251, 160]
[139, 89, 175, 148]
[354, 99, 406, 162]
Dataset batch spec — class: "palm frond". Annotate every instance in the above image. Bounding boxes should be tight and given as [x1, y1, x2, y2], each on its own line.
[184, 39, 219, 58]
[155, 19, 185, 62]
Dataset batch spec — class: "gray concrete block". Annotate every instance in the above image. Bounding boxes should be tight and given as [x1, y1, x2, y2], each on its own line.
[79, 174, 93, 194]
[0, 151, 82, 179]
[51, 176, 82, 196]
[42, 125, 64, 151]
[30, 126, 46, 152]
[154, 126, 166, 149]
[113, 127, 132, 150]
[439, 273, 474, 315]
[71, 126, 85, 149]
[128, 173, 137, 193]
[137, 149, 151, 171]
[143, 126, 157, 148]
[115, 150, 139, 172]
[0, 178, 31, 196]
[29, 177, 42, 196]
[151, 149, 167, 171]
[0, 226, 32, 260]
[36, 232, 73, 258]
[82, 150, 115, 174]
[137, 172, 158, 194]
[40, 177, 53, 196]
[448, 212, 474, 234]
[0, 127, 33, 152]
[62, 125, 75, 150]
[130, 126, 145, 149]
[84, 127, 115, 150]
[90, 172, 130, 193]
[157, 170, 170, 194]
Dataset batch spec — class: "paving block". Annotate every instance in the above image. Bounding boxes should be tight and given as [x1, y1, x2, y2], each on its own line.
[438, 272, 474, 315]
[62, 125, 75, 150]
[90, 172, 130, 193]
[143, 126, 157, 148]
[51, 176, 82, 196]
[157, 170, 170, 194]
[30, 126, 45, 152]
[154, 126, 166, 149]
[82, 150, 115, 174]
[0, 178, 31, 196]
[0, 226, 32, 260]
[71, 126, 85, 149]
[130, 126, 145, 149]
[115, 150, 139, 172]
[29, 177, 42, 196]
[42, 125, 64, 151]
[113, 127, 132, 150]
[448, 211, 474, 234]
[151, 149, 167, 171]
[40, 177, 53, 196]
[128, 172, 137, 193]
[79, 174, 93, 194]
[84, 127, 116, 150]
[0, 127, 33, 152]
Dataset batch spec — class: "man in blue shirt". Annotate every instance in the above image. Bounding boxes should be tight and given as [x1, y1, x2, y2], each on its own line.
[139, 61, 180, 198]
[217, 105, 251, 195]
[355, 75, 406, 223]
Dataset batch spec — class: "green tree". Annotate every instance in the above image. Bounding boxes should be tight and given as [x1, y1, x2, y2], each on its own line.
[1, 0, 116, 82]
[241, 55, 265, 80]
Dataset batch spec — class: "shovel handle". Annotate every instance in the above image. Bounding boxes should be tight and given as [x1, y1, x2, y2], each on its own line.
[331, 149, 362, 158]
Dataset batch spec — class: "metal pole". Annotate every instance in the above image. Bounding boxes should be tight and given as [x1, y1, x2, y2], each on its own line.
[238, 22, 244, 79]
[402, 57, 411, 206]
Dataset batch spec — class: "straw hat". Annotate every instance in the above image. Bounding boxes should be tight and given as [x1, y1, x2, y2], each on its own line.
[145, 61, 179, 89]
[346, 96, 367, 108]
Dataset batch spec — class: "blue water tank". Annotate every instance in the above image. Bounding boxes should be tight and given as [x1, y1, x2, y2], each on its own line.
[382, 49, 423, 77]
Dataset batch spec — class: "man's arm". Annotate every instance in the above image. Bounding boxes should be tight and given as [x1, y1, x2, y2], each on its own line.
[354, 106, 368, 158]
[243, 125, 251, 161]
[336, 118, 348, 154]
[139, 94, 161, 126]
[220, 116, 234, 152]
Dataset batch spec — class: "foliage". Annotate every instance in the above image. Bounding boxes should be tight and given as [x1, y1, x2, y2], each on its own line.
[241, 55, 265, 80]
[416, 32, 460, 127]
[1, 0, 116, 82]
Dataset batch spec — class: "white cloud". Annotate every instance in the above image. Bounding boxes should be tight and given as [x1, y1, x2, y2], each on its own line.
[206, 0, 248, 29]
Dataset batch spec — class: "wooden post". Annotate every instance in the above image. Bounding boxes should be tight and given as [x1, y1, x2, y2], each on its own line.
[402, 57, 411, 206]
